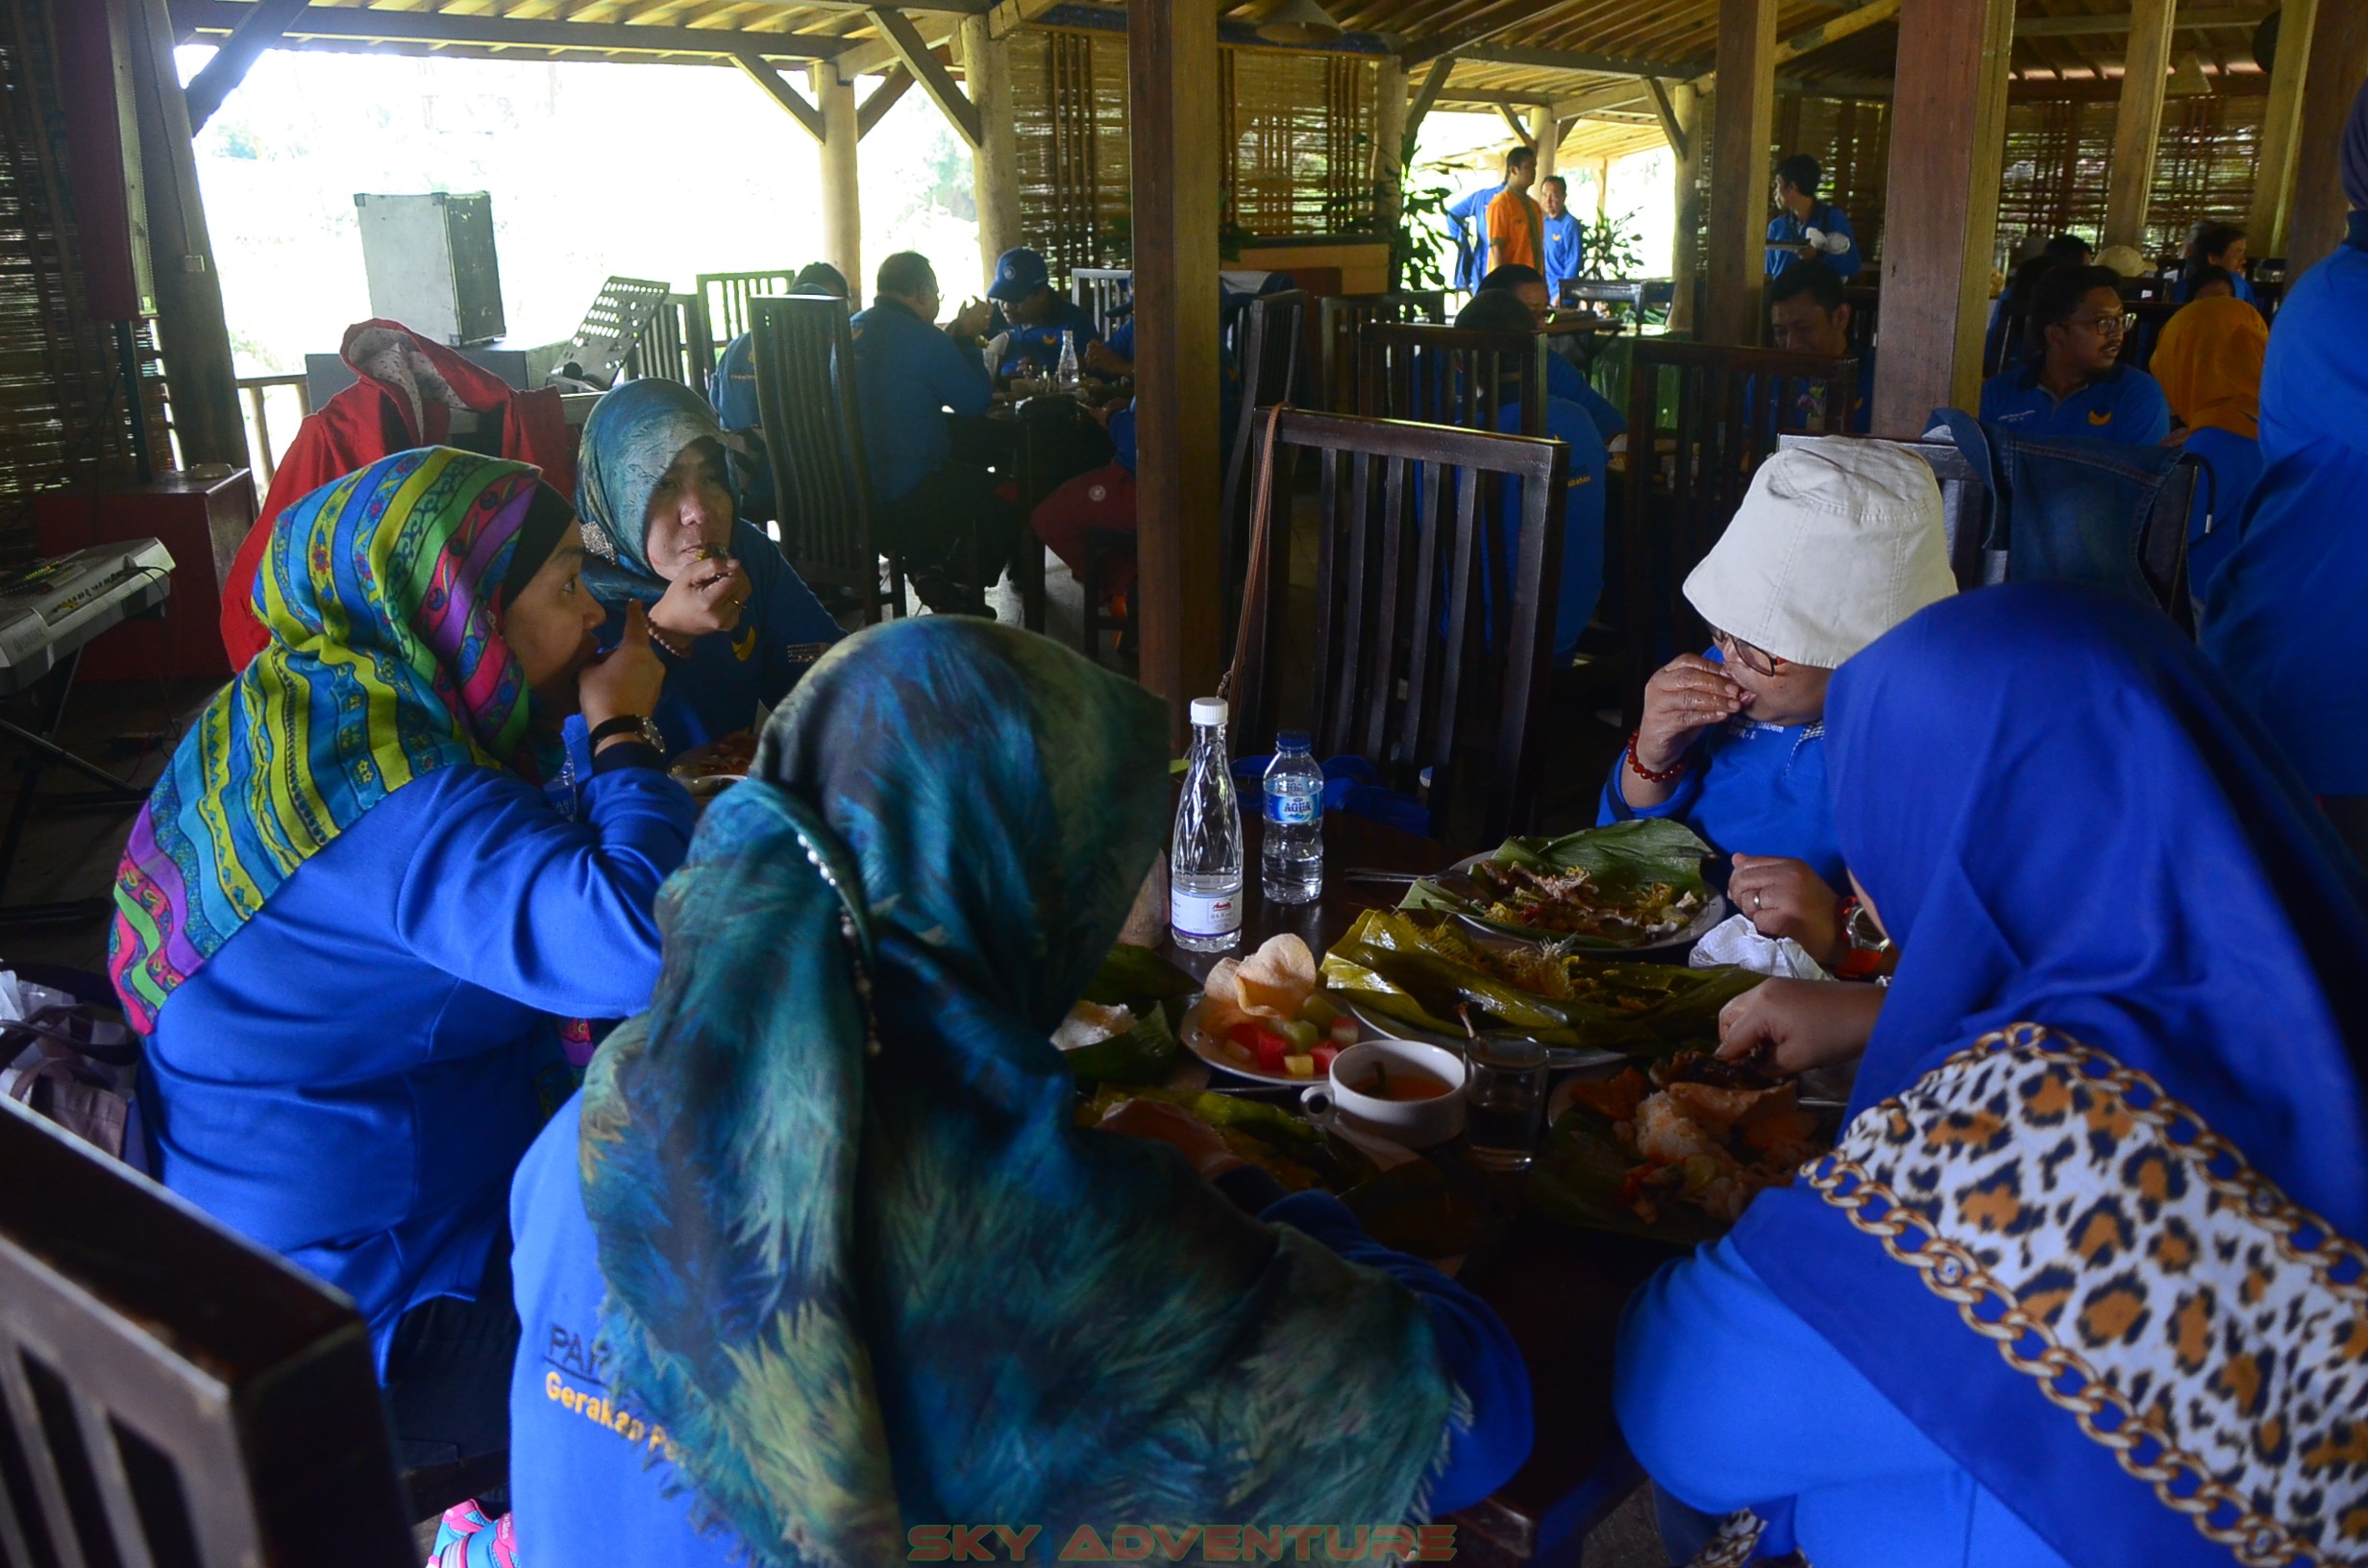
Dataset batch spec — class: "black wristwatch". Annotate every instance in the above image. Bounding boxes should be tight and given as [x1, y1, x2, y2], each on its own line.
[588, 714, 666, 752]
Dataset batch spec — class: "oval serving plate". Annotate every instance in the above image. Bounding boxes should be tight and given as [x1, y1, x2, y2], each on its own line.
[1179, 997, 1331, 1087]
[1421, 851, 1731, 957]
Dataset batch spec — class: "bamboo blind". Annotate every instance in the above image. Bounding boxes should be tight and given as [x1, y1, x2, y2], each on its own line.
[0, 0, 160, 565]
[2000, 91, 2265, 257]
[1009, 27, 1380, 278]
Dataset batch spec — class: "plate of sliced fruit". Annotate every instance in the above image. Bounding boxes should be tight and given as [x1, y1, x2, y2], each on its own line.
[1178, 933, 1367, 1086]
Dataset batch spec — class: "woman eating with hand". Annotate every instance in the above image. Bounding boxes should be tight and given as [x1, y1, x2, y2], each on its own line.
[111, 448, 696, 1470]
[505, 618, 1530, 1566]
[1602, 438, 1955, 969]
[1618, 582, 2368, 1568]
[576, 379, 842, 754]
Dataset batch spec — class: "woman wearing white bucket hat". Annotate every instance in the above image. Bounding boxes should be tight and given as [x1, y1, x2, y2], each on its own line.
[1600, 438, 1955, 968]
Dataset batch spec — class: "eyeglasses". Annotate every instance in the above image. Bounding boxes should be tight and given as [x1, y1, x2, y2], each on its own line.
[1711, 628, 1782, 677]
[2068, 311, 2135, 339]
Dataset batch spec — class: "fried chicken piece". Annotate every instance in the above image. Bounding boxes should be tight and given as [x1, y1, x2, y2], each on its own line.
[1634, 1091, 1725, 1164]
[1563, 1067, 1648, 1123]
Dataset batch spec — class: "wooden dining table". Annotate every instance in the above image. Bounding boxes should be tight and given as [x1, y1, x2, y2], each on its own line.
[1153, 809, 1681, 1565]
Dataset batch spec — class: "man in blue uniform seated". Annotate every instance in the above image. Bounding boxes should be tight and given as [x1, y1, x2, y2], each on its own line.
[1475, 263, 1626, 445]
[985, 246, 1102, 379]
[1764, 259, 1872, 433]
[849, 250, 1014, 615]
[1764, 153, 1861, 282]
[1979, 262, 2172, 444]
[1540, 174, 1585, 302]
[706, 261, 848, 525]
[1601, 439, 1956, 968]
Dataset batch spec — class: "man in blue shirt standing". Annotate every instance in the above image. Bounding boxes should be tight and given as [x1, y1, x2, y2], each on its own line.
[1764, 259, 1872, 433]
[1448, 177, 1504, 292]
[984, 247, 1102, 378]
[1765, 154, 1861, 282]
[1539, 175, 1586, 304]
[849, 251, 1012, 615]
[1978, 262, 2171, 445]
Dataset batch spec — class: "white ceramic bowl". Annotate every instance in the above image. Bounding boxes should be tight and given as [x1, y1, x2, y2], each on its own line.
[1300, 1038, 1467, 1149]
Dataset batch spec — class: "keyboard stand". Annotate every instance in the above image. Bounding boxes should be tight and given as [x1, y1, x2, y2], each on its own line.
[0, 647, 152, 928]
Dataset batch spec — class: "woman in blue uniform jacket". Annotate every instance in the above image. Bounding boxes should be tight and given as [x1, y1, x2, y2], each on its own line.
[110, 448, 695, 1467]
[576, 379, 843, 756]
[506, 618, 1532, 1567]
[1618, 583, 2368, 1568]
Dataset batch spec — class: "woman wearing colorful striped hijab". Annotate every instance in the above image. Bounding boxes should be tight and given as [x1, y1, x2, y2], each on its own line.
[109, 446, 695, 1468]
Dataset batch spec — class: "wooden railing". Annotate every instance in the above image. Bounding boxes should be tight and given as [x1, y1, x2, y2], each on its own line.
[236, 374, 312, 489]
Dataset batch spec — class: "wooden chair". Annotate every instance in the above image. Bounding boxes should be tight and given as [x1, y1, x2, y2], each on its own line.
[1221, 290, 1307, 587]
[1842, 283, 1881, 357]
[623, 291, 717, 390]
[698, 269, 800, 358]
[1233, 409, 1569, 847]
[749, 295, 900, 624]
[1619, 340, 1857, 717]
[1069, 268, 1133, 337]
[1317, 292, 1446, 414]
[1359, 322, 1549, 438]
[0, 1098, 417, 1567]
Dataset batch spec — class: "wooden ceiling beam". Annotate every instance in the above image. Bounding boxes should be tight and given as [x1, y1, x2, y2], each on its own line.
[2016, 5, 2268, 37]
[1496, 102, 1538, 143]
[733, 50, 827, 138]
[1403, 0, 1582, 68]
[857, 63, 915, 134]
[1407, 52, 1457, 136]
[172, 0, 854, 57]
[870, 6, 981, 143]
[1644, 76, 1689, 159]
[1454, 42, 1686, 76]
[1691, 0, 1900, 88]
[184, 0, 311, 130]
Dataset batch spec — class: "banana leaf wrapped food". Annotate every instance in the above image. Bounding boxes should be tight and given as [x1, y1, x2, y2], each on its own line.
[1400, 818, 1716, 946]
[1053, 943, 1198, 1084]
[1321, 908, 1762, 1053]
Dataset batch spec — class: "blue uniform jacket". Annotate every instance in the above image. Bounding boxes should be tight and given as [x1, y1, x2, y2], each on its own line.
[1978, 359, 2171, 445]
[849, 298, 994, 505]
[1542, 211, 1585, 295]
[1449, 184, 1503, 290]
[1765, 202, 1861, 282]
[508, 1097, 1535, 1566]
[1598, 688, 1845, 890]
[2181, 426, 2262, 610]
[141, 763, 694, 1368]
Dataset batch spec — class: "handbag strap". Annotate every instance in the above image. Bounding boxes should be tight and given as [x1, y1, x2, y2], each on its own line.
[1219, 402, 1291, 705]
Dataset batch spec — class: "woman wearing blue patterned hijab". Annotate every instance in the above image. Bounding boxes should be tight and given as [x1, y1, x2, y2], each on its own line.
[1619, 583, 2368, 1567]
[506, 617, 1530, 1568]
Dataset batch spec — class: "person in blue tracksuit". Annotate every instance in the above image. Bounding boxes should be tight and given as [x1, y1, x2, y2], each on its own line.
[1448, 178, 1504, 292]
[1764, 153, 1861, 282]
[984, 245, 1103, 378]
[2173, 220, 2257, 306]
[1540, 174, 1586, 302]
[1978, 263, 2171, 444]
[1475, 264, 1627, 445]
[1764, 259, 1872, 433]
[849, 250, 1014, 614]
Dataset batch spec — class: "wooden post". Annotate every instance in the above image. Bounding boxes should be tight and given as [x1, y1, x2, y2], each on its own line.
[1872, 0, 2013, 437]
[2103, 0, 2175, 252]
[2248, 0, 2320, 256]
[812, 63, 862, 306]
[1374, 57, 1407, 230]
[123, 0, 242, 468]
[1129, 0, 1224, 745]
[2287, 0, 2368, 277]
[1669, 82, 1703, 333]
[961, 15, 1022, 289]
[1594, 156, 1613, 223]
[1703, 0, 1777, 348]
[1530, 104, 1557, 182]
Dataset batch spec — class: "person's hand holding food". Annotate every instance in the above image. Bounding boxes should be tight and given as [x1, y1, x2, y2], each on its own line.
[649, 550, 748, 641]
[1729, 853, 1847, 965]
[1626, 653, 1752, 803]
[950, 297, 996, 340]
[1714, 977, 1882, 1076]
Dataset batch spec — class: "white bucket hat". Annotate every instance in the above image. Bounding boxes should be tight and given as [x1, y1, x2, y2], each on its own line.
[1683, 438, 1957, 669]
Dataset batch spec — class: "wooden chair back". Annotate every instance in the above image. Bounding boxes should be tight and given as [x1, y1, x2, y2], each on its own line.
[1842, 284, 1880, 357]
[1619, 340, 1857, 714]
[623, 292, 717, 389]
[1236, 409, 1568, 846]
[1359, 323, 1549, 438]
[0, 1099, 415, 1568]
[1220, 290, 1307, 592]
[749, 295, 896, 623]
[1317, 292, 1446, 413]
[1070, 268, 1134, 337]
[699, 270, 801, 357]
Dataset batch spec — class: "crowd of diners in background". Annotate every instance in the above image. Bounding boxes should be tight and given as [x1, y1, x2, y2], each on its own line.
[98, 79, 2368, 1568]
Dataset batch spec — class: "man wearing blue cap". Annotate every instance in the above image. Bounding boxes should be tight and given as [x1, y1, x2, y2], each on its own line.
[985, 247, 1103, 379]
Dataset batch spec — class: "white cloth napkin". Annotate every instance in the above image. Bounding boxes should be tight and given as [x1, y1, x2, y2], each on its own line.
[1689, 912, 1835, 981]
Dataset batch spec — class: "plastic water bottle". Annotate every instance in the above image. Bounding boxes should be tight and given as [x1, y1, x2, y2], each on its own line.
[1171, 697, 1244, 953]
[1261, 730, 1323, 904]
[1055, 329, 1082, 393]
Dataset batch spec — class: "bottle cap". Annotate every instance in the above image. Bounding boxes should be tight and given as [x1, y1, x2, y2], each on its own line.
[1277, 729, 1313, 752]
[1190, 697, 1228, 726]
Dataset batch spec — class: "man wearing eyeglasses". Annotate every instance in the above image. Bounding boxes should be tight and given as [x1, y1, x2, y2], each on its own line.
[1977, 263, 2171, 445]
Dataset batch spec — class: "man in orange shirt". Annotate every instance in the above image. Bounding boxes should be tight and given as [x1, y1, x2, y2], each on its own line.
[1485, 146, 1544, 274]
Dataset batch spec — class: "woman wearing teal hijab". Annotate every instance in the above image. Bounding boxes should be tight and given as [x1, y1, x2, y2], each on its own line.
[506, 618, 1531, 1566]
[576, 379, 844, 754]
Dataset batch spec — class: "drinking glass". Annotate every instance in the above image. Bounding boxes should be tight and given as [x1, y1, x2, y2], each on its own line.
[1465, 1037, 1549, 1170]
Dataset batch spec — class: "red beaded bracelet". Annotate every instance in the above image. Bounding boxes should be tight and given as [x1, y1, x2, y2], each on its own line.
[1625, 730, 1687, 784]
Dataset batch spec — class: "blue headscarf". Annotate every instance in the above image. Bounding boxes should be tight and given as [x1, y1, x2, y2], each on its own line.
[575, 378, 730, 612]
[2199, 108, 2368, 796]
[580, 619, 1458, 1568]
[1731, 584, 2368, 1567]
